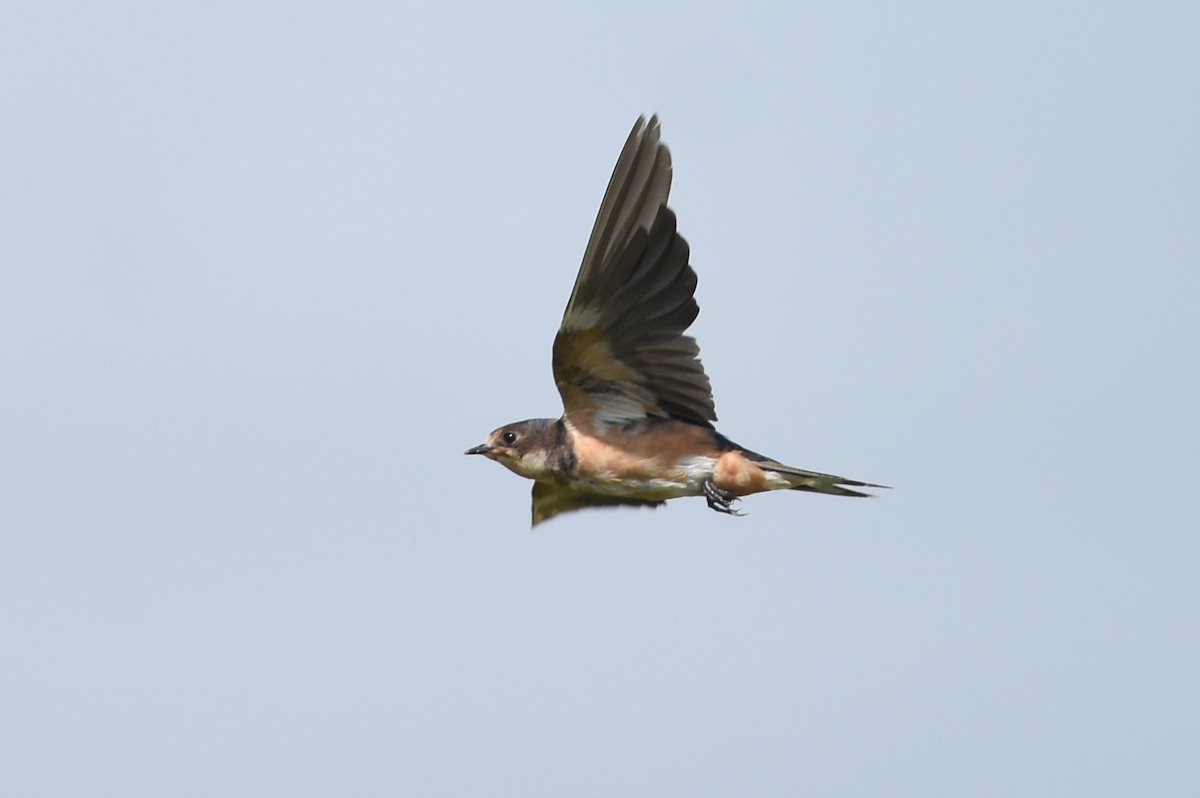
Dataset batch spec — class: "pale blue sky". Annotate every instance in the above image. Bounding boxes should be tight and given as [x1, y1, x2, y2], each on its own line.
[3, 1, 1198, 795]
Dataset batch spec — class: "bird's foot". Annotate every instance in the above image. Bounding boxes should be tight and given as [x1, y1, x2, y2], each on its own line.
[703, 480, 745, 516]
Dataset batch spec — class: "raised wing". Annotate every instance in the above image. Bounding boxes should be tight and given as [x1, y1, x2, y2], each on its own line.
[552, 116, 716, 429]
[531, 482, 664, 526]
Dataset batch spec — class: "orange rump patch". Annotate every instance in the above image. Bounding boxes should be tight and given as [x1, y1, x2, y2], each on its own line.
[712, 450, 768, 496]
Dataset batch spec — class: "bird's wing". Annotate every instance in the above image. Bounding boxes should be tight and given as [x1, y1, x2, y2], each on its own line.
[552, 116, 716, 429]
[531, 482, 664, 527]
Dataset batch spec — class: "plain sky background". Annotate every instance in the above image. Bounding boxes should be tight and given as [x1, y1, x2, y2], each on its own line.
[3, 1, 1198, 795]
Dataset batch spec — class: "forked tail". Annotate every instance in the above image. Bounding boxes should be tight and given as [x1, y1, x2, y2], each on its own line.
[781, 467, 887, 498]
[756, 457, 889, 498]
[714, 432, 889, 498]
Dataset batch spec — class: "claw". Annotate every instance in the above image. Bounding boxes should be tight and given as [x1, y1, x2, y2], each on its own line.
[703, 480, 745, 516]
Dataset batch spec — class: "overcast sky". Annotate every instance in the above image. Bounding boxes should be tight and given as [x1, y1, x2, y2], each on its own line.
[3, 1, 1198, 795]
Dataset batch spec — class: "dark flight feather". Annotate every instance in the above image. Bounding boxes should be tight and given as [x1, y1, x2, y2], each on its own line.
[553, 116, 716, 428]
[531, 482, 664, 526]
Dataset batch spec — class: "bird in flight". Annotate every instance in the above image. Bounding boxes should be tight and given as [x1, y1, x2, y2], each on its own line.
[467, 116, 886, 525]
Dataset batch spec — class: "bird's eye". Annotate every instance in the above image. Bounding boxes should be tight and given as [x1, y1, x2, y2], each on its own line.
[502, 431, 518, 445]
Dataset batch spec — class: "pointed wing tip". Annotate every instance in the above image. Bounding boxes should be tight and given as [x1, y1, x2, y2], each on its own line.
[629, 114, 665, 153]
[633, 113, 659, 129]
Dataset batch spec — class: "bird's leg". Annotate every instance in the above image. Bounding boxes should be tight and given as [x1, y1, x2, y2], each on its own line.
[703, 480, 745, 516]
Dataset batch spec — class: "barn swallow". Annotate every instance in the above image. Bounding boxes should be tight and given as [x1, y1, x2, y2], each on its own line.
[467, 116, 887, 525]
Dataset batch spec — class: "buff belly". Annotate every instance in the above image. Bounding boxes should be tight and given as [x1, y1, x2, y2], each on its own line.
[563, 418, 794, 500]
[569, 452, 795, 501]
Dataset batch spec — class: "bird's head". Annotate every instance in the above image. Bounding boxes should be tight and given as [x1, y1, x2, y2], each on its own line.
[465, 418, 562, 480]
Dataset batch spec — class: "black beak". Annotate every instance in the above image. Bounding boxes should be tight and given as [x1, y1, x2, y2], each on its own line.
[464, 444, 493, 456]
